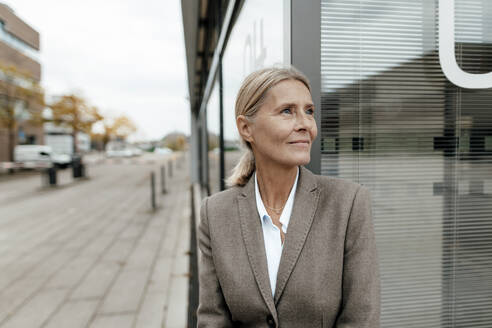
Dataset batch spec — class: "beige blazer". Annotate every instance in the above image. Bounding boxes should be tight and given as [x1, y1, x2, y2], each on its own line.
[197, 166, 380, 328]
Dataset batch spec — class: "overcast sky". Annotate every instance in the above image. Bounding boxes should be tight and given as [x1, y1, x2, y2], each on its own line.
[7, 0, 190, 141]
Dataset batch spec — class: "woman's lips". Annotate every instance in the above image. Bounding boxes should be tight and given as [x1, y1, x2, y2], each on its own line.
[288, 141, 310, 147]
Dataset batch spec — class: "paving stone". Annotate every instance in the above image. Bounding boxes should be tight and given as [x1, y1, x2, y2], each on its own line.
[45, 257, 96, 290]
[101, 221, 127, 236]
[79, 235, 115, 257]
[0, 277, 45, 323]
[0, 156, 191, 328]
[158, 218, 181, 259]
[124, 232, 161, 271]
[147, 256, 173, 294]
[99, 269, 149, 314]
[25, 250, 76, 280]
[101, 239, 135, 264]
[175, 217, 191, 277]
[43, 299, 99, 328]
[70, 261, 120, 300]
[0, 259, 38, 291]
[140, 222, 164, 246]
[163, 275, 189, 328]
[89, 314, 134, 328]
[0, 240, 56, 276]
[1, 289, 67, 328]
[147, 215, 167, 231]
[163, 198, 191, 328]
[134, 291, 167, 328]
[118, 223, 146, 241]
[61, 227, 104, 253]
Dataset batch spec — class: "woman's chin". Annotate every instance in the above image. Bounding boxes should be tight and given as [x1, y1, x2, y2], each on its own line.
[284, 154, 311, 167]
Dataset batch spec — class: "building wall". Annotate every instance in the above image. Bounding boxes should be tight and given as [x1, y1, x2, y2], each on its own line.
[0, 4, 42, 162]
[0, 40, 40, 80]
[0, 4, 39, 50]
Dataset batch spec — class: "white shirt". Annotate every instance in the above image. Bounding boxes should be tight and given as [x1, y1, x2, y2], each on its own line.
[254, 166, 299, 297]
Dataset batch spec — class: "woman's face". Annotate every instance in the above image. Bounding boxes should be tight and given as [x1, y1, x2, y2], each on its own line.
[239, 79, 318, 169]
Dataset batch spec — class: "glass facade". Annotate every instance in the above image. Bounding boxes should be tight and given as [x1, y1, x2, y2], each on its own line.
[221, 0, 286, 182]
[190, 0, 492, 324]
[320, 0, 492, 326]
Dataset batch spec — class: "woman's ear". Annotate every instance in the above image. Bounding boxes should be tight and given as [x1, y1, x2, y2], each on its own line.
[237, 115, 253, 143]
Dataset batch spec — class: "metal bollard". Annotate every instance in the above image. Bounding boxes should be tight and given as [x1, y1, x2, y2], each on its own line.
[72, 154, 82, 178]
[151, 172, 156, 210]
[168, 160, 173, 178]
[44, 166, 57, 186]
[161, 165, 167, 194]
[177, 154, 182, 169]
[80, 163, 86, 178]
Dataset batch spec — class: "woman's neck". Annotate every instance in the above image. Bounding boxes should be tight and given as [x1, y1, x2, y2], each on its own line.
[255, 162, 298, 210]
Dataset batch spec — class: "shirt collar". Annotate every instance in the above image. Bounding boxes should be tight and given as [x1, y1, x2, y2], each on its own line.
[255, 166, 300, 232]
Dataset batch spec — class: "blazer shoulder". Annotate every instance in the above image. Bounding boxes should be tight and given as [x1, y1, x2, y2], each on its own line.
[312, 174, 372, 206]
[201, 186, 242, 215]
[314, 175, 362, 193]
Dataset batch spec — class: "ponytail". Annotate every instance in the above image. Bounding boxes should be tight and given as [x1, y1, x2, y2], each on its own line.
[225, 143, 255, 187]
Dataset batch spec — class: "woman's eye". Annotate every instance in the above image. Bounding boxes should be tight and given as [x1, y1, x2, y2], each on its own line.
[306, 108, 314, 115]
[281, 108, 292, 114]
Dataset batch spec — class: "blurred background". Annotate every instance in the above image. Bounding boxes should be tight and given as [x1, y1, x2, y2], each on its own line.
[0, 0, 492, 327]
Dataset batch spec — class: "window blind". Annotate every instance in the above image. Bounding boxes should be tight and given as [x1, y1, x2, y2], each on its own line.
[320, 0, 492, 326]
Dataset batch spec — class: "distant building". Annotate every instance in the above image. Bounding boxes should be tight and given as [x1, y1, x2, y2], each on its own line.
[0, 3, 42, 162]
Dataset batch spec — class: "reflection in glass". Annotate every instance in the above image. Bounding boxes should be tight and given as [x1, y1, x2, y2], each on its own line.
[221, 0, 285, 182]
[321, 0, 492, 326]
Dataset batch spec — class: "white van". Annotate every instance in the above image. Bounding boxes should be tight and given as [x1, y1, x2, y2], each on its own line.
[14, 145, 53, 168]
[44, 134, 73, 168]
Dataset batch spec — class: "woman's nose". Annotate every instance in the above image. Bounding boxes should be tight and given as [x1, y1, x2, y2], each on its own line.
[295, 111, 311, 130]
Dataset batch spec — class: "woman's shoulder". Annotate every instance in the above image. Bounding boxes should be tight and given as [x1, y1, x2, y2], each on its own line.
[314, 174, 360, 189]
[310, 172, 367, 199]
[307, 172, 372, 212]
[201, 185, 243, 213]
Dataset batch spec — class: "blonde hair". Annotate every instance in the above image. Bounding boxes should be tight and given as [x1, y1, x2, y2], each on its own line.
[225, 66, 311, 187]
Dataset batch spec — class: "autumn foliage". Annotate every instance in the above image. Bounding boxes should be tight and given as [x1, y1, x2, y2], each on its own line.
[0, 63, 44, 161]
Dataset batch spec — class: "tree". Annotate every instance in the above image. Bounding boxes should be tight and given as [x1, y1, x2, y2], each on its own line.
[0, 63, 44, 161]
[207, 132, 219, 151]
[162, 132, 188, 151]
[92, 114, 137, 150]
[49, 94, 103, 153]
[107, 115, 137, 140]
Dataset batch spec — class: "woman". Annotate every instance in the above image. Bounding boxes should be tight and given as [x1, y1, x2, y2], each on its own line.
[197, 67, 380, 327]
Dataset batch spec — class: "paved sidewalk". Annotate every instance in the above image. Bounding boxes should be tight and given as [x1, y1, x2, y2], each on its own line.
[0, 152, 191, 328]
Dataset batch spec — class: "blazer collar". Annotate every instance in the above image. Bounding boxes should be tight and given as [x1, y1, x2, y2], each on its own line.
[237, 166, 320, 317]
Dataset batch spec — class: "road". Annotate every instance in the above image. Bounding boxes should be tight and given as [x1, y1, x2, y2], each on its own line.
[0, 152, 191, 328]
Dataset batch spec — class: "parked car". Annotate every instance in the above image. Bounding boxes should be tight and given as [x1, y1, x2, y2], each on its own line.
[154, 147, 172, 155]
[105, 141, 143, 158]
[14, 145, 75, 169]
[106, 148, 134, 158]
[14, 145, 52, 168]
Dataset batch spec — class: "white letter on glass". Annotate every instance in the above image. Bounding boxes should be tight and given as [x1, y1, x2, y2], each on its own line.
[439, 0, 492, 89]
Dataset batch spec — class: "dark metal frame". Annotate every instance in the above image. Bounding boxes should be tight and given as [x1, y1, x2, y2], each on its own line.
[291, 0, 322, 174]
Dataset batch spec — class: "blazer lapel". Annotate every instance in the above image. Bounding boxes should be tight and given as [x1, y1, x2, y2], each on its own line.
[274, 166, 320, 305]
[237, 176, 277, 319]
